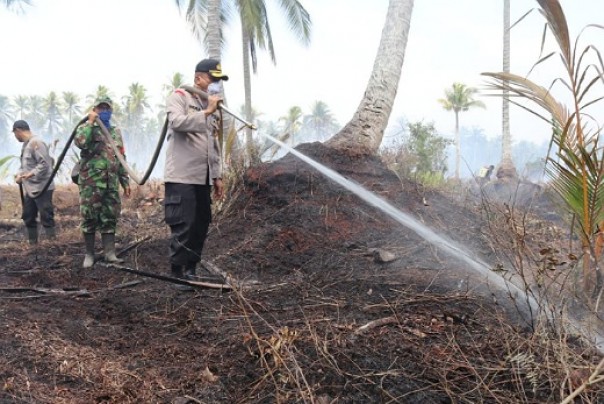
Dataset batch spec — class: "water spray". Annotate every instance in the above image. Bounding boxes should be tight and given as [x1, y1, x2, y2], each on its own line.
[261, 133, 539, 317]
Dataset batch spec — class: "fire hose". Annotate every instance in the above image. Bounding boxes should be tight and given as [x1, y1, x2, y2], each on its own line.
[96, 85, 256, 184]
[101, 262, 232, 290]
[24, 116, 88, 199]
[29, 84, 255, 194]
[180, 85, 257, 130]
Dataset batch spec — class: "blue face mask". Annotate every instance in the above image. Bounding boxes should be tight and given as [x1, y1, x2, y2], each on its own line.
[98, 110, 112, 128]
[208, 82, 222, 95]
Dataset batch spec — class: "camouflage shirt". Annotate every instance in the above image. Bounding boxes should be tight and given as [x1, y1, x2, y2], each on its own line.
[74, 122, 129, 190]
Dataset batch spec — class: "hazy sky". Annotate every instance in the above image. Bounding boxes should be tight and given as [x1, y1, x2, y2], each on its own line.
[0, 0, 602, 147]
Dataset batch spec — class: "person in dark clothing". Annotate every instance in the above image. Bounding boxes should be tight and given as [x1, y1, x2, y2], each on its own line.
[477, 164, 495, 185]
[485, 165, 495, 180]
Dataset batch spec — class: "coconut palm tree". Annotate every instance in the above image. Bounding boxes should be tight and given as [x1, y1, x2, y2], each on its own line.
[499, 0, 518, 180]
[86, 85, 125, 122]
[26, 95, 45, 132]
[0, 95, 14, 142]
[303, 101, 339, 142]
[123, 83, 150, 129]
[122, 82, 151, 156]
[42, 91, 64, 142]
[206, 0, 223, 59]
[239, 0, 310, 162]
[162, 72, 186, 99]
[438, 83, 486, 179]
[158, 72, 187, 123]
[13, 95, 29, 120]
[176, 0, 312, 164]
[483, 0, 604, 294]
[326, 0, 414, 156]
[86, 85, 112, 109]
[62, 91, 82, 130]
[2, 0, 30, 11]
[279, 105, 302, 146]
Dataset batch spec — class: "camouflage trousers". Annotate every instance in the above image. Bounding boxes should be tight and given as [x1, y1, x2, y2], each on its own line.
[79, 185, 121, 234]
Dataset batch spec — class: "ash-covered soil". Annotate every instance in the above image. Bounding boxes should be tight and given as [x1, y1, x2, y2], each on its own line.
[0, 142, 601, 403]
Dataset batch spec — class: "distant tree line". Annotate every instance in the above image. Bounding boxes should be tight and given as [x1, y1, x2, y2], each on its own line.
[447, 126, 548, 182]
[382, 119, 548, 184]
[0, 85, 342, 180]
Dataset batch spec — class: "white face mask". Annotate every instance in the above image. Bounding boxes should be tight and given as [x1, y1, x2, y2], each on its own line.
[208, 82, 222, 95]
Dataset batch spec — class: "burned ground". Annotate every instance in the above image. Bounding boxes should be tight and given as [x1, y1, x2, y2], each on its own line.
[0, 142, 602, 403]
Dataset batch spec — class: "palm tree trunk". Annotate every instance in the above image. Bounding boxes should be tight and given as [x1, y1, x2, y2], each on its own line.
[241, 22, 257, 163]
[455, 111, 460, 179]
[500, 0, 517, 179]
[206, 0, 221, 59]
[327, 0, 414, 155]
[205, 0, 241, 164]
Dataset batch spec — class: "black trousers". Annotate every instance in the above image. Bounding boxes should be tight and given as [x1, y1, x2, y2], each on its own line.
[22, 189, 55, 229]
[164, 183, 212, 266]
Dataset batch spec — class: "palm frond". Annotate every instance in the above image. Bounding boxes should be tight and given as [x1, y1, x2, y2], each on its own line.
[0, 155, 17, 181]
[482, 72, 571, 129]
[576, 68, 601, 104]
[546, 140, 604, 234]
[537, 0, 571, 63]
[527, 51, 555, 76]
[277, 0, 312, 46]
[510, 8, 534, 31]
[260, 2, 276, 64]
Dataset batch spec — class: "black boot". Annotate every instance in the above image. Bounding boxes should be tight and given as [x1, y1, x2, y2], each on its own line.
[184, 262, 197, 280]
[102, 233, 124, 263]
[171, 264, 193, 291]
[26, 227, 38, 245]
[82, 233, 95, 268]
[171, 264, 184, 278]
[45, 227, 56, 240]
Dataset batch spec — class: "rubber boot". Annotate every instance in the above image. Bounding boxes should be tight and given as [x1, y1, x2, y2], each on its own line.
[26, 227, 38, 245]
[102, 233, 124, 263]
[171, 264, 184, 278]
[82, 233, 96, 268]
[184, 262, 197, 280]
[171, 264, 193, 291]
[45, 227, 56, 240]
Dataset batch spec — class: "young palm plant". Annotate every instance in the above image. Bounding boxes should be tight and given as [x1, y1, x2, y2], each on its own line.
[0, 155, 17, 182]
[482, 0, 604, 295]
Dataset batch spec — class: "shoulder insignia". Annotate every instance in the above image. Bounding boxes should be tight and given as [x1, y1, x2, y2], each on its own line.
[174, 89, 186, 96]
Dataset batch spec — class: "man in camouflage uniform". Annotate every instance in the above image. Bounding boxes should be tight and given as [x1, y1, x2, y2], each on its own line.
[75, 97, 131, 268]
[164, 59, 226, 285]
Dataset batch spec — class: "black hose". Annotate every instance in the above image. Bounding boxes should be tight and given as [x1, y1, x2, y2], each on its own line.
[180, 85, 256, 130]
[30, 115, 168, 197]
[28, 116, 88, 199]
[18, 183, 24, 205]
[94, 116, 168, 185]
[31, 83, 253, 195]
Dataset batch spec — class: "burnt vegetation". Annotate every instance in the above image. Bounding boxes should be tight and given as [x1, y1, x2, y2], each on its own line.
[0, 143, 603, 403]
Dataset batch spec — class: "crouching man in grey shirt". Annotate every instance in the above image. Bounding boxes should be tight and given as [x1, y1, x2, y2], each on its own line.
[13, 120, 56, 244]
